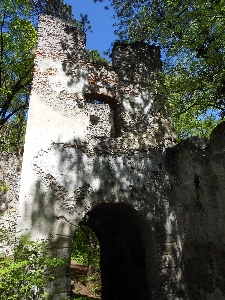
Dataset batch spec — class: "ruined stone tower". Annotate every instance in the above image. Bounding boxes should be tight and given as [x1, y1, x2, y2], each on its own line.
[16, 15, 225, 300]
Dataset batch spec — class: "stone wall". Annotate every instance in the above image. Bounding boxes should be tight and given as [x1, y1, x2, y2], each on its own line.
[166, 122, 225, 300]
[0, 152, 22, 253]
[13, 14, 225, 300]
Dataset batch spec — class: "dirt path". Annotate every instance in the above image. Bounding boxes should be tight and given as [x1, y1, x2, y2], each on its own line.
[70, 261, 101, 299]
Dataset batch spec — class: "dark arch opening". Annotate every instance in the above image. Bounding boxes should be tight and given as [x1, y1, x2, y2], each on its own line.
[80, 203, 157, 300]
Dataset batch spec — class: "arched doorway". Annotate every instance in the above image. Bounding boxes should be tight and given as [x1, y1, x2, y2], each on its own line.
[79, 203, 157, 300]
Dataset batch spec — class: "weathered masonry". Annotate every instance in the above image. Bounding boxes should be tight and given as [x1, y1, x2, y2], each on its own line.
[15, 15, 225, 300]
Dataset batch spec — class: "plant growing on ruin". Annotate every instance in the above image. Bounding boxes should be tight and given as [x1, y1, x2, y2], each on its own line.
[0, 180, 10, 191]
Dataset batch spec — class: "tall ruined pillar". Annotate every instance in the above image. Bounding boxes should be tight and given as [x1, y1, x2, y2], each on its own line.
[17, 15, 91, 298]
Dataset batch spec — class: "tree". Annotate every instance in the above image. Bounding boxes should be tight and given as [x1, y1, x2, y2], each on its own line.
[0, 1, 35, 126]
[88, 49, 110, 64]
[31, 0, 74, 23]
[0, 1, 35, 152]
[96, 0, 225, 139]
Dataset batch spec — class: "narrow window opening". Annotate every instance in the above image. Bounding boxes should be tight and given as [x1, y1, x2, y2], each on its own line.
[85, 93, 119, 138]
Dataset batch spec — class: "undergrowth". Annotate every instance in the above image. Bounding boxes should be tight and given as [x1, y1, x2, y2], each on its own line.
[0, 230, 64, 300]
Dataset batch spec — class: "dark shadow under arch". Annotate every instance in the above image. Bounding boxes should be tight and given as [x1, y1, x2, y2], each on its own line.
[81, 203, 158, 300]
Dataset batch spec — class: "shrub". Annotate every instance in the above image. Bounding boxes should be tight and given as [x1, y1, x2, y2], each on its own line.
[0, 233, 64, 300]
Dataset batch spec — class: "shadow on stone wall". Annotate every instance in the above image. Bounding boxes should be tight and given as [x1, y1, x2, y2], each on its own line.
[165, 121, 225, 300]
[19, 133, 186, 300]
[16, 120, 225, 300]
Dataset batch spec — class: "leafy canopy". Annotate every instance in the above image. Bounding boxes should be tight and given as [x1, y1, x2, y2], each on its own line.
[0, 0, 36, 127]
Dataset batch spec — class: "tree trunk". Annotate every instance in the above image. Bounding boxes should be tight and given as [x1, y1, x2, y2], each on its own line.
[87, 228, 94, 277]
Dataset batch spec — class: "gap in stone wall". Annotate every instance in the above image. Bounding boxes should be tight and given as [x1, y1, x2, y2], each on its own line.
[85, 93, 118, 138]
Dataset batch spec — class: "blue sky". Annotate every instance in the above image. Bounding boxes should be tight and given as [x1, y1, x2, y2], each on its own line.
[64, 0, 118, 60]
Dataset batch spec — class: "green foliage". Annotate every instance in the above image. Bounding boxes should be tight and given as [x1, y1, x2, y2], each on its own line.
[71, 225, 100, 268]
[87, 275, 102, 294]
[0, 180, 10, 191]
[0, 232, 64, 300]
[163, 71, 224, 141]
[33, 0, 74, 23]
[0, 1, 36, 128]
[88, 49, 110, 64]
[171, 107, 221, 142]
[77, 13, 92, 33]
[104, 0, 225, 139]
